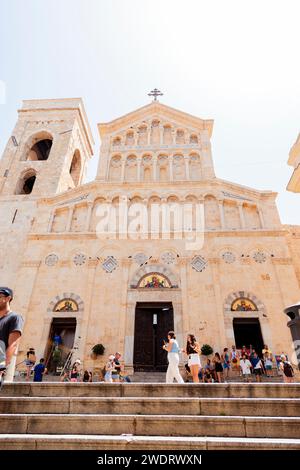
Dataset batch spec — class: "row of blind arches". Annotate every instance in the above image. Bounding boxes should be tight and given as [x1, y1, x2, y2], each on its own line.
[112, 123, 200, 147]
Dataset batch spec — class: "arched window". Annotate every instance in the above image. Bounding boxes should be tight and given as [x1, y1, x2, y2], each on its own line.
[112, 137, 121, 147]
[125, 131, 134, 146]
[176, 129, 185, 145]
[137, 125, 147, 146]
[69, 150, 81, 187]
[190, 134, 198, 144]
[16, 170, 37, 195]
[25, 133, 53, 161]
[163, 125, 172, 145]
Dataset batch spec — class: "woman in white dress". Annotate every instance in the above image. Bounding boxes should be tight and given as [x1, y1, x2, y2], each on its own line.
[162, 331, 184, 384]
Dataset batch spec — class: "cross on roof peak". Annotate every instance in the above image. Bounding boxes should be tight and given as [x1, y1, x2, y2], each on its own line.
[148, 88, 163, 102]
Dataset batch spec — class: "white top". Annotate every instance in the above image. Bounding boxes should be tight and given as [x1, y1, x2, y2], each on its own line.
[240, 359, 252, 374]
[254, 359, 263, 369]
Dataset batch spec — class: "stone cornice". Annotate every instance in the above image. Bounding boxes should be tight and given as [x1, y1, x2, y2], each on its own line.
[34, 176, 278, 209]
[27, 228, 287, 241]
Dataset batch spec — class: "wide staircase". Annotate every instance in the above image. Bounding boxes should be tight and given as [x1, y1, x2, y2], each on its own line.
[0, 382, 300, 450]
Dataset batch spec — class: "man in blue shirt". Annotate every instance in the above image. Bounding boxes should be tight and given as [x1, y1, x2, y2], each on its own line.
[53, 333, 62, 347]
[33, 358, 47, 382]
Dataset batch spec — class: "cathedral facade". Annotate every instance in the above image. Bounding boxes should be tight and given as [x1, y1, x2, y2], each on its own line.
[0, 97, 300, 373]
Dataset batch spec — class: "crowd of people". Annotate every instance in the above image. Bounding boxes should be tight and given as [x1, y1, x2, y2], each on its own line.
[12, 335, 299, 385]
[163, 331, 296, 384]
[59, 352, 131, 383]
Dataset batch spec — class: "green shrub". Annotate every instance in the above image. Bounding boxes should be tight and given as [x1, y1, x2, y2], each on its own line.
[201, 344, 214, 356]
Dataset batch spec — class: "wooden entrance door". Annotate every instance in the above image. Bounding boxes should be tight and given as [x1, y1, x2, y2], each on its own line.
[133, 302, 174, 372]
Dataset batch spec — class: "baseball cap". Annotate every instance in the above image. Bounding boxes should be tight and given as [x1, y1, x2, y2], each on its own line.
[0, 287, 13, 299]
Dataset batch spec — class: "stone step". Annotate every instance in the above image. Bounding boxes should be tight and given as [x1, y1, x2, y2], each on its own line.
[131, 371, 284, 383]
[1, 434, 300, 450]
[2, 382, 300, 398]
[1, 414, 300, 438]
[1, 396, 300, 416]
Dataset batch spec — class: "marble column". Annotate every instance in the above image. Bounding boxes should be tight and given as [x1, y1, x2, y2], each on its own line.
[172, 130, 177, 145]
[159, 125, 164, 145]
[137, 156, 142, 182]
[121, 156, 126, 182]
[169, 155, 174, 181]
[66, 206, 75, 232]
[48, 211, 55, 233]
[218, 200, 225, 229]
[179, 258, 190, 336]
[118, 259, 131, 363]
[238, 202, 246, 229]
[85, 201, 93, 232]
[77, 259, 98, 366]
[147, 126, 151, 146]
[184, 156, 190, 180]
[152, 155, 158, 182]
[258, 207, 265, 229]
[210, 258, 227, 349]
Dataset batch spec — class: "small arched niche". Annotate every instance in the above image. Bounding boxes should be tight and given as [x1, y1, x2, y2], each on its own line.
[16, 169, 37, 195]
[190, 134, 198, 144]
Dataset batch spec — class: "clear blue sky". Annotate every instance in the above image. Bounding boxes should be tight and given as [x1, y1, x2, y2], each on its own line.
[0, 0, 299, 224]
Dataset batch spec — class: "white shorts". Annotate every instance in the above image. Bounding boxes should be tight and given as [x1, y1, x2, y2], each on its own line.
[188, 353, 201, 367]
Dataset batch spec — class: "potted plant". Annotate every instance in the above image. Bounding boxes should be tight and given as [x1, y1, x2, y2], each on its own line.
[91, 343, 105, 359]
[201, 344, 214, 356]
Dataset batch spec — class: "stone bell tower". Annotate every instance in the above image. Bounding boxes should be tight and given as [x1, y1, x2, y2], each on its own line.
[0, 98, 94, 197]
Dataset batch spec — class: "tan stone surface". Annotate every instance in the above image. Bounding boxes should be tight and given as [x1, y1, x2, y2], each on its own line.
[0, 98, 299, 373]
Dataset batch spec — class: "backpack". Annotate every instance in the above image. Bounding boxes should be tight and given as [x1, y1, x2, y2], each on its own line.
[283, 362, 294, 378]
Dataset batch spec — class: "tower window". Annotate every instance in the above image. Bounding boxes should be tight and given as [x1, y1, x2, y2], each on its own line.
[28, 139, 52, 161]
[22, 175, 36, 194]
[24, 132, 53, 161]
[16, 170, 37, 195]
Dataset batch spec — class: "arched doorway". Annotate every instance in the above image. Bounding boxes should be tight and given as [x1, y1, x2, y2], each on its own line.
[233, 318, 264, 356]
[44, 317, 77, 373]
[224, 293, 267, 357]
[133, 302, 174, 372]
[43, 293, 84, 373]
